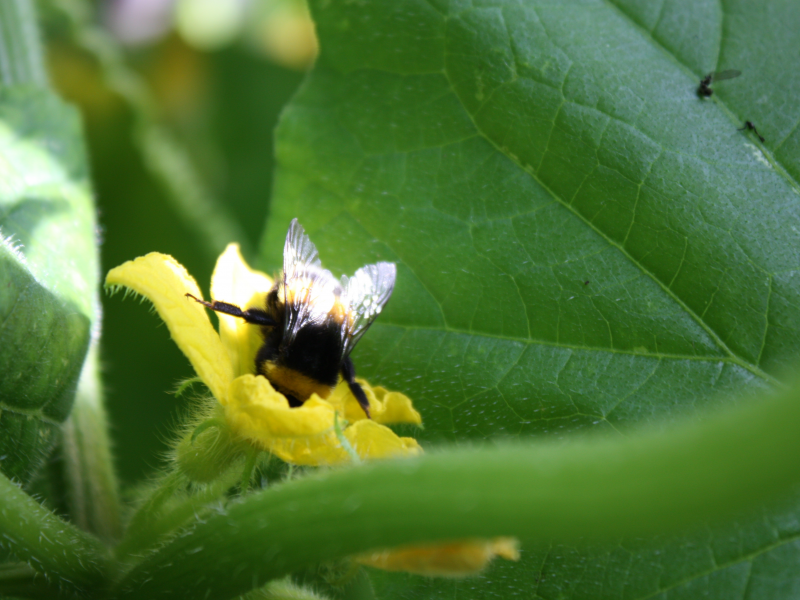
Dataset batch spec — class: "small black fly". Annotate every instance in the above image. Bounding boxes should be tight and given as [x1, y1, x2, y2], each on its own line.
[698, 70, 741, 97]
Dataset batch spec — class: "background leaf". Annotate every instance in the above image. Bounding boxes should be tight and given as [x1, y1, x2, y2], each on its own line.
[264, 0, 800, 597]
[0, 4, 97, 483]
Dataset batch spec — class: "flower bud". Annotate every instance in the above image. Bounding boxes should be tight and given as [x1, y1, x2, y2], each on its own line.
[176, 418, 244, 483]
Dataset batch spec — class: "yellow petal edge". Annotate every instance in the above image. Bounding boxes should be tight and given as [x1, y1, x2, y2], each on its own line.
[356, 537, 520, 576]
[327, 379, 422, 425]
[105, 253, 234, 404]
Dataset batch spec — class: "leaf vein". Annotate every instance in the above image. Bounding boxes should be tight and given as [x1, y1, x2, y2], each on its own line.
[604, 357, 662, 418]
[440, 37, 776, 385]
[757, 273, 773, 366]
[377, 321, 733, 363]
[635, 528, 800, 600]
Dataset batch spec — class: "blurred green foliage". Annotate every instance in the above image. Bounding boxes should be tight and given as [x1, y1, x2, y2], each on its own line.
[0, 89, 95, 483]
[42, 2, 305, 483]
[0, 0, 97, 484]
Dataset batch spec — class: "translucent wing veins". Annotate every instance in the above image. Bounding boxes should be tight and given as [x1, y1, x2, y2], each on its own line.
[342, 262, 397, 356]
[283, 218, 321, 277]
[280, 218, 396, 359]
[281, 219, 341, 345]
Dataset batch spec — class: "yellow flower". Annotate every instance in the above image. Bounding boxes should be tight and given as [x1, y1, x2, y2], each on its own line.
[105, 244, 421, 466]
[356, 537, 520, 576]
[106, 243, 518, 575]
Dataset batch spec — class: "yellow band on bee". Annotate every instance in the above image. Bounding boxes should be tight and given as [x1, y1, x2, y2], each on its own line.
[262, 363, 334, 401]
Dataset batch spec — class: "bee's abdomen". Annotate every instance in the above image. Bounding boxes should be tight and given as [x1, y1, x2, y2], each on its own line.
[255, 319, 344, 402]
[261, 363, 335, 401]
[280, 322, 344, 387]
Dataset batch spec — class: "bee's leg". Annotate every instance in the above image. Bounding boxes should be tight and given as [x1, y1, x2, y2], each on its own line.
[341, 357, 371, 419]
[185, 293, 276, 326]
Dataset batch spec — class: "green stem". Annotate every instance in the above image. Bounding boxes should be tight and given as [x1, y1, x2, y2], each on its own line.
[114, 471, 185, 558]
[116, 378, 800, 600]
[115, 469, 239, 559]
[135, 126, 253, 259]
[0, 0, 47, 87]
[240, 449, 261, 493]
[62, 341, 123, 544]
[148, 473, 237, 538]
[0, 472, 110, 592]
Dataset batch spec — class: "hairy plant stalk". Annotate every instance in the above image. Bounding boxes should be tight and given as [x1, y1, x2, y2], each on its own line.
[115, 469, 239, 559]
[0, 472, 110, 592]
[62, 342, 123, 544]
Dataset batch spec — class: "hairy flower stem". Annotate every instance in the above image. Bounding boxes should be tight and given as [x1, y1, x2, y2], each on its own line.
[115, 469, 240, 560]
[62, 343, 123, 544]
[334, 413, 361, 464]
[240, 449, 262, 493]
[114, 471, 185, 559]
[0, 473, 110, 592]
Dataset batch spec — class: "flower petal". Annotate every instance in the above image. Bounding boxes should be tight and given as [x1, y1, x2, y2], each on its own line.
[226, 375, 335, 438]
[225, 376, 339, 465]
[267, 435, 345, 466]
[344, 420, 422, 460]
[226, 375, 421, 466]
[226, 375, 345, 465]
[210, 244, 274, 377]
[356, 537, 520, 576]
[106, 253, 233, 403]
[266, 419, 421, 466]
[327, 379, 422, 425]
[371, 385, 423, 425]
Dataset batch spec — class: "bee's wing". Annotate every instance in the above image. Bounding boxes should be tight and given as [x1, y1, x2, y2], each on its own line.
[342, 262, 396, 356]
[281, 219, 340, 343]
[711, 69, 741, 81]
[283, 218, 321, 277]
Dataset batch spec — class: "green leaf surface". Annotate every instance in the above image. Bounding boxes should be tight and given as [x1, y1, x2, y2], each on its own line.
[262, 0, 800, 597]
[0, 86, 97, 482]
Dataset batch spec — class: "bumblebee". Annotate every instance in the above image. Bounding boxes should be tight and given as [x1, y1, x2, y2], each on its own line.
[187, 219, 396, 417]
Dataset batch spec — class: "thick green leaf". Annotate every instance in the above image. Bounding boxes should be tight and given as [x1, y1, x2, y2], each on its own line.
[112, 379, 800, 600]
[0, 86, 97, 482]
[262, 0, 800, 597]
